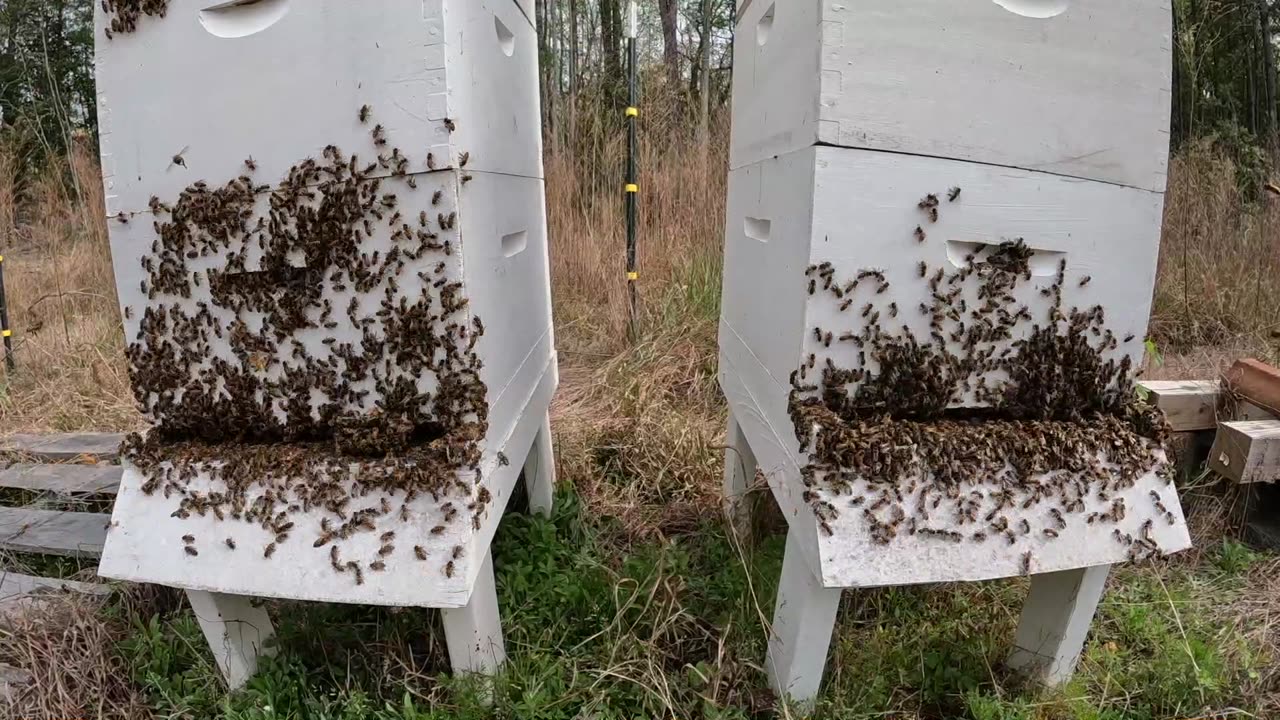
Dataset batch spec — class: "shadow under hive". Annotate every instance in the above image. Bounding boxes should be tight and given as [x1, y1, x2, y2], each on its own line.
[789, 191, 1175, 569]
[118, 108, 491, 584]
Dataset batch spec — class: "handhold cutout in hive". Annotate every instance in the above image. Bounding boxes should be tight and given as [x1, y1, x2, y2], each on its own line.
[199, 0, 290, 38]
[991, 0, 1069, 19]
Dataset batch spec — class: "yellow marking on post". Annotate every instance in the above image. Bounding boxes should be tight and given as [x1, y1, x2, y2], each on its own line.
[625, 184, 638, 193]
[1, 330, 10, 338]
[627, 271, 638, 281]
[625, 107, 638, 117]
[0, 254, 5, 262]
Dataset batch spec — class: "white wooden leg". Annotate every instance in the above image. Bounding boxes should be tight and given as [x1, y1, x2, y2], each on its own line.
[441, 550, 507, 675]
[1008, 564, 1111, 686]
[766, 526, 842, 710]
[186, 589, 276, 690]
[723, 409, 758, 539]
[523, 411, 555, 517]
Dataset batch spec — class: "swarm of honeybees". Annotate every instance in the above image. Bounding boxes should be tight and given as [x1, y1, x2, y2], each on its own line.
[100, 0, 168, 39]
[119, 107, 487, 584]
[790, 191, 1173, 566]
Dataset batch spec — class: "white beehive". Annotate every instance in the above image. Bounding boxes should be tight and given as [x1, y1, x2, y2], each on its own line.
[721, 0, 1189, 590]
[731, 0, 1172, 192]
[94, 0, 557, 609]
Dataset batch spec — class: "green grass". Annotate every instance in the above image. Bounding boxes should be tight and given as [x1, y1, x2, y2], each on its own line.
[107, 485, 1269, 720]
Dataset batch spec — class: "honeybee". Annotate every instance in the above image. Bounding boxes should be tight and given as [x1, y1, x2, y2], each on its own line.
[182, 534, 195, 544]
[414, 546, 427, 561]
[185, 546, 199, 557]
[1079, 276, 1092, 287]
[359, 104, 372, 123]
[370, 561, 386, 572]
[443, 117, 456, 132]
[1020, 551, 1032, 576]
[914, 226, 926, 243]
[497, 451, 509, 466]
[225, 538, 237, 550]
[170, 146, 189, 168]
[947, 186, 961, 202]
[451, 545, 464, 560]
[459, 151, 470, 167]
[430, 525, 446, 535]
[264, 542, 277, 558]
[444, 561, 455, 578]
[245, 156, 257, 171]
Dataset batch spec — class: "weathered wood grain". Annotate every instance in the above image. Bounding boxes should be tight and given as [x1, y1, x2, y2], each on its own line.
[1210, 420, 1280, 484]
[0, 463, 121, 496]
[0, 433, 124, 462]
[0, 506, 109, 558]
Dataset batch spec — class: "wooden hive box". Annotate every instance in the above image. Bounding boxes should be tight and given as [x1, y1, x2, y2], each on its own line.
[721, 0, 1188, 590]
[94, 0, 557, 609]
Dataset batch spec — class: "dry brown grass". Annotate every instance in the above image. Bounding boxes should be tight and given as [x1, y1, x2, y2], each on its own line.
[1152, 138, 1280, 359]
[0, 138, 137, 434]
[0, 592, 149, 719]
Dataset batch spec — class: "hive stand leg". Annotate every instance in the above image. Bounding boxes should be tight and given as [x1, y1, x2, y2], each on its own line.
[186, 589, 277, 690]
[766, 526, 842, 711]
[1007, 564, 1111, 685]
[723, 408, 758, 541]
[441, 550, 507, 676]
[523, 410, 555, 517]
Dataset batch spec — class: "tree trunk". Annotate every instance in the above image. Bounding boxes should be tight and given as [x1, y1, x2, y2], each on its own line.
[659, 0, 679, 87]
[1261, 0, 1277, 142]
[699, 0, 712, 137]
[568, 0, 578, 162]
[601, 0, 622, 86]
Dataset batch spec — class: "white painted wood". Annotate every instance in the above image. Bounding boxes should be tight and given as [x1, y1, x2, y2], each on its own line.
[0, 433, 123, 462]
[722, 408, 758, 539]
[730, 0, 1172, 192]
[95, 0, 543, 218]
[186, 590, 277, 690]
[98, 355, 557, 609]
[719, 147, 1188, 589]
[0, 463, 122, 496]
[1008, 564, 1111, 685]
[725, 147, 1164, 421]
[523, 411, 555, 516]
[765, 526, 842, 710]
[441, 550, 506, 675]
[94, 0, 559, 615]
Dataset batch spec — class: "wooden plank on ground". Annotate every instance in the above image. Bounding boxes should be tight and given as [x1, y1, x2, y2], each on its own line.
[0, 463, 121, 496]
[0, 433, 124, 462]
[1139, 380, 1221, 431]
[1209, 419, 1280, 484]
[0, 571, 108, 601]
[0, 663, 32, 702]
[0, 464, 122, 496]
[0, 506, 108, 558]
[1225, 359, 1280, 417]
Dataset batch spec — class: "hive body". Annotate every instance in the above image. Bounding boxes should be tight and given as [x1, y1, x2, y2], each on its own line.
[94, 0, 556, 607]
[721, 0, 1190, 588]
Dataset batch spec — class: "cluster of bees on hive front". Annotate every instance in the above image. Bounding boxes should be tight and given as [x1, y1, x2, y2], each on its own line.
[100, 0, 168, 38]
[789, 189, 1175, 568]
[119, 106, 490, 584]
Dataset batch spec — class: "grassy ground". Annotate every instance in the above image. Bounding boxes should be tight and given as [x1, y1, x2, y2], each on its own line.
[1, 132, 1280, 718]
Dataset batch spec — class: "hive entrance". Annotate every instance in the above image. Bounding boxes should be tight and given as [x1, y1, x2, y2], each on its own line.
[793, 189, 1170, 565]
